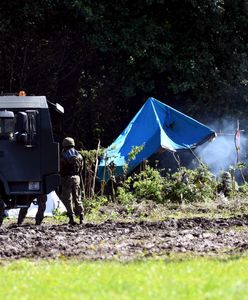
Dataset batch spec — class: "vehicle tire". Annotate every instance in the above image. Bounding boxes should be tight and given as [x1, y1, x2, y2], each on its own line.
[0, 199, 4, 227]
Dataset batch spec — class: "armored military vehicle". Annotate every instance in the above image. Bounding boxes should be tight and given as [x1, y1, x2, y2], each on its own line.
[0, 94, 63, 225]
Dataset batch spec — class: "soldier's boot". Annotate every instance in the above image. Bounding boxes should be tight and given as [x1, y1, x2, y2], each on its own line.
[68, 214, 77, 225]
[17, 216, 24, 226]
[79, 214, 84, 225]
[17, 208, 28, 226]
[35, 217, 43, 225]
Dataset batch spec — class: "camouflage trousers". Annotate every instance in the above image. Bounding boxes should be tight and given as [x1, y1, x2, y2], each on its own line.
[18, 194, 47, 225]
[61, 175, 84, 217]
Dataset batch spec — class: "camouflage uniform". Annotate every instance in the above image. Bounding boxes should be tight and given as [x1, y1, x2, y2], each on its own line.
[17, 194, 47, 225]
[61, 176, 83, 216]
[218, 171, 232, 197]
[60, 137, 84, 225]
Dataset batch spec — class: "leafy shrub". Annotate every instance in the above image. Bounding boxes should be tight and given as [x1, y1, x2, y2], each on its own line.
[238, 184, 248, 195]
[84, 195, 108, 214]
[117, 166, 165, 203]
[117, 164, 218, 204]
[117, 186, 136, 205]
[132, 166, 165, 202]
[163, 165, 217, 203]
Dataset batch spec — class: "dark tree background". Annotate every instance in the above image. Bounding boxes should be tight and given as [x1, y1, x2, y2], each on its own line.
[0, 0, 247, 148]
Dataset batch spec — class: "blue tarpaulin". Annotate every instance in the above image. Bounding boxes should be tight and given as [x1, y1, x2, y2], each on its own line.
[98, 97, 216, 180]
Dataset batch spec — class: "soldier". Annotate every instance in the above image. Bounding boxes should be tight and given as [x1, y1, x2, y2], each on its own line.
[60, 137, 84, 225]
[17, 194, 47, 225]
[218, 171, 232, 197]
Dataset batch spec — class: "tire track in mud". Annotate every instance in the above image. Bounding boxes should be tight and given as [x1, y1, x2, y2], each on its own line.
[0, 215, 248, 260]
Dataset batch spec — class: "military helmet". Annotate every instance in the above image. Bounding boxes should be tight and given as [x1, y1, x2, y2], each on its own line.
[62, 137, 75, 147]
[222, 171, 231, 179]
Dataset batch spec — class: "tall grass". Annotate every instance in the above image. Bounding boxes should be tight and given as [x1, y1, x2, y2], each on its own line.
[1, 256, 248, 300]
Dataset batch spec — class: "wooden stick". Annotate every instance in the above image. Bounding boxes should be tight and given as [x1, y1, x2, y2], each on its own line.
[92, 139, 100, 197]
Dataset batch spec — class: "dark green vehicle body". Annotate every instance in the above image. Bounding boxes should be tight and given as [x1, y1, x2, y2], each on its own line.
[0, 95, 60, 210]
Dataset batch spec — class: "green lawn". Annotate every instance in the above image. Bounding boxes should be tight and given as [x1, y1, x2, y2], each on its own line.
[1, 256, 248, 300]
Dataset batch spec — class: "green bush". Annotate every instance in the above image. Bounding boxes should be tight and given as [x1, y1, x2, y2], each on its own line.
[132, 166, 165, 202]
[84, 195, 108, 214]
[117, 164, 218, 204]
[117, 186, 136, 205]
[117, 166, 165, 204]
[164, 166, 217, 203]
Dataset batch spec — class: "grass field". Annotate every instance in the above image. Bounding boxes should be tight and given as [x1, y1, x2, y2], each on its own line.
[1, 255, 248, 300]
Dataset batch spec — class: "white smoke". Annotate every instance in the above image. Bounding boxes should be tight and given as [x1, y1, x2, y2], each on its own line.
[195, 119, 248, 177]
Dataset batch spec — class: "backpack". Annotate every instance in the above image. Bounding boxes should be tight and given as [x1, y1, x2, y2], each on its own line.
[61, 151, 83, 176]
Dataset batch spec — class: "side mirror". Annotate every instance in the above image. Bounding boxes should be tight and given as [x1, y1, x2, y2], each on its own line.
[55, 103, 64, 114]
[16, 112, 28, 132]
[47, 100, 64, 114]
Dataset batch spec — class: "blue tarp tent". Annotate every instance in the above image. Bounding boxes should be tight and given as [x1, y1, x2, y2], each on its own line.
[98, 97, 216, 180]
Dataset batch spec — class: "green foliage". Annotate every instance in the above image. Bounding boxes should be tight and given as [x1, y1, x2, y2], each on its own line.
[0, 1, 247, 146]
[229, 162, 247, 186]
[131, 166, 165, 202]
[164, 166, 218, 203]
[80, 149, 104, 166]
[128, 144, 144, 161]
[123, 144, 144, 177]
[52, 208, 67, 218]
[238, 184, 248, 195]
[117, 164, 218, 204]
[80, 148, 103, 198]
[84, 195, 108, 215]
[117, 165, 165, 206]
[116, 186, 136, 205]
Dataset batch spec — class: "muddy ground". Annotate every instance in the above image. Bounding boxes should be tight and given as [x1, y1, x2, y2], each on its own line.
[0, 215, 248, 260]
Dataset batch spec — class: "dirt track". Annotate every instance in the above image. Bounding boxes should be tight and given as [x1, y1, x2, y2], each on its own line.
[0, 215, 248, 260]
